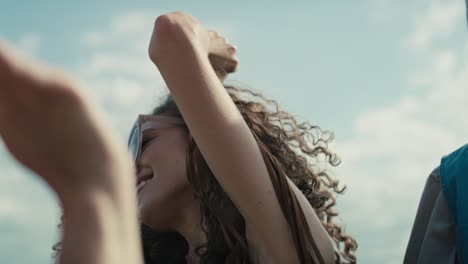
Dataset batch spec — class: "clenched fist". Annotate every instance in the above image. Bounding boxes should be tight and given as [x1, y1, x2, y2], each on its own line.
[148, 11, 238, 82]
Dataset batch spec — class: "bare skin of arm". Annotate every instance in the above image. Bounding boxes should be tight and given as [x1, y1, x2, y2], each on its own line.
[149, 12, 335, 263]
[0, 41, 143, 264]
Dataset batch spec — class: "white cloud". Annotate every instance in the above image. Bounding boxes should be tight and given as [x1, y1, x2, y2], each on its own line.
[83, 52, 157, 78]
[16, 33, 42, 57]
[409, 49, 457, 87]
[368, 0, 407, 24]
[0, 197, 23, 218]
[404, 0, 464, 49]
[109, 11, 157, 35]
[79, 11, 157, 51]
[80, 31, 107, 47]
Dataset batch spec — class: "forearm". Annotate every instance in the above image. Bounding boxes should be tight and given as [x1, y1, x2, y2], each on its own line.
[58, 171, 142, 264]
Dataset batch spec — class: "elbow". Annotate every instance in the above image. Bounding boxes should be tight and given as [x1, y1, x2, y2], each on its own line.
[153, 14, 176, 37]
[148, 13, 195, 65]
[148, 14, 179, 64]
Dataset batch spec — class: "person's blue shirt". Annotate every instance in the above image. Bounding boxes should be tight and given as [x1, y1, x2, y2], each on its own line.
[440, 144, 468, 263]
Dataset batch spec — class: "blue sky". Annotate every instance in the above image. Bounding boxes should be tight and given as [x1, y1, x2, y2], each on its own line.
[0, 0, 467, 263]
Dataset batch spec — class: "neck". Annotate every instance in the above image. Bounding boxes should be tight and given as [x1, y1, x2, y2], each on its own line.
[145, 189, 207, 263]
[172, 195, 207, 264]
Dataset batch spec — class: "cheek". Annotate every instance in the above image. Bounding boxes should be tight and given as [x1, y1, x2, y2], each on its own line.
[141, 138, 190, 199]
[153, 140, 187, 179]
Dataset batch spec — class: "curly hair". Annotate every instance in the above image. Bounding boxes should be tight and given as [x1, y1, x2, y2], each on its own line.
[52, 84, 357, 263]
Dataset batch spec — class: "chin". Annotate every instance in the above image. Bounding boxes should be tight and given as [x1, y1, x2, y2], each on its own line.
[138, 199, 171, 230]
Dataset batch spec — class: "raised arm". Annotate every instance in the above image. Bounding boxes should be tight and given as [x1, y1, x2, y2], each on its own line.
[149, 12, 334, 263]
[0, 40, 143, 264]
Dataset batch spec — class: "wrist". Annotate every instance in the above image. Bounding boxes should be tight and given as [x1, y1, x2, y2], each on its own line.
[60, 190, 142, 264]
[59, 165, 138, 217]
[60, 183, 134, 216]
[55, 151, 136, 204]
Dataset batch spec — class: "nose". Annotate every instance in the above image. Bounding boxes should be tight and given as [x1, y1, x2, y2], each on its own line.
[134, 162, 145, 182]
[135, 161, 145, 175]
[136, 161, 152, 177]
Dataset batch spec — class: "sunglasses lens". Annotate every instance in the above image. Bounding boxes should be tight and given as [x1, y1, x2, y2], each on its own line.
[128, 124, 140, 163]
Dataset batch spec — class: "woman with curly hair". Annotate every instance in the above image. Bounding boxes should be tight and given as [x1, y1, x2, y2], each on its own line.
[131, 85, 357, 263]
[0, 11, 356, 264]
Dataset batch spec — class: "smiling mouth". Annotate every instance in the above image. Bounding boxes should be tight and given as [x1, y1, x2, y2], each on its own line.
[137, 173, 154, 193]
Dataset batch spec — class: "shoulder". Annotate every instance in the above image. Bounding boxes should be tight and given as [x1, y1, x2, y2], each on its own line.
[286, 178, 336, 263]
[441, 144, 468, 171]
[440, 144, 468, 218]
[244, 178, 336, 264]
[440, 144, 468, 187]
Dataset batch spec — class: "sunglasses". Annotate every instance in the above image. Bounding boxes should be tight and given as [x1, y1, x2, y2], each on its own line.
[128, 114, 185, 164]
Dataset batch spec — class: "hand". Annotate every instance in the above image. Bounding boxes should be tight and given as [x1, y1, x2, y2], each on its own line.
[0, 40, 134, 200]
[148, 12, 238, 82]
[207, 30, 238, 82]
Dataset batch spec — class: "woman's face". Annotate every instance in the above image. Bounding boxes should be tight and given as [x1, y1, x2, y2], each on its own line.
[135, 115, 192, 228]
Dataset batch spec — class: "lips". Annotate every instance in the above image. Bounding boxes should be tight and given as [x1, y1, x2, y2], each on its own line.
[137, 172, 154, 193]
